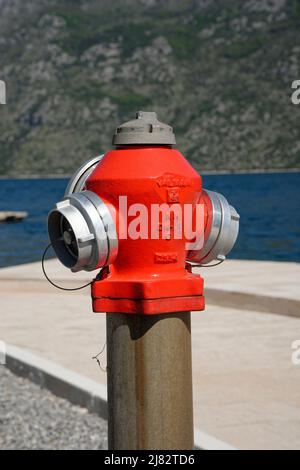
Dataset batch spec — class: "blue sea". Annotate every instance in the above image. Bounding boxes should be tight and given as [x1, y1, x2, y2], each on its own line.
[0, 172, 299, 267]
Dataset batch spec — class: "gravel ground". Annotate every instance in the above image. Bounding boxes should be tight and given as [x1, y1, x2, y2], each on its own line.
[0, 366, 107, 450]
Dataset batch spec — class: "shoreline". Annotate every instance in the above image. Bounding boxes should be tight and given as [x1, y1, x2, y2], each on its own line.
[0, 168, 299, 179]
[1, 256, 299, 270]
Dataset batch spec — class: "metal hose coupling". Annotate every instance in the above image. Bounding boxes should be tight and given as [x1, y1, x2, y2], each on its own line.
[48, 190, 118, 272]
[187, 189, 240, 265]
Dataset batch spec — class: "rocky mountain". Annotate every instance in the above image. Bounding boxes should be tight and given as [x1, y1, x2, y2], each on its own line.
[0, 0, 299, 175]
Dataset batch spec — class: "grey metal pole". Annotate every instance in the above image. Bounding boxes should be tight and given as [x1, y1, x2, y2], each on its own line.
[106, 312, 194, 450]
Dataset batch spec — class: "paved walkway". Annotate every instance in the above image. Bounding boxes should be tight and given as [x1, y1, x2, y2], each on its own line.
[0, 259, 299, 449]
[198, 260, 300, 317]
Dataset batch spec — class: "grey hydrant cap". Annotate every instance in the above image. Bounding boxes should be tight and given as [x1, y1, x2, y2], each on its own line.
[112, 111, 176, 146]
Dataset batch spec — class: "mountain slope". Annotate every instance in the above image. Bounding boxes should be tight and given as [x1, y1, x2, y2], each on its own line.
[0, 0, 299, 175]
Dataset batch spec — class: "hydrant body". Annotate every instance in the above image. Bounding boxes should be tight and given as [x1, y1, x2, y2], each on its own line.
[86, 146, 205, 314]
[48, 111, 239, 316]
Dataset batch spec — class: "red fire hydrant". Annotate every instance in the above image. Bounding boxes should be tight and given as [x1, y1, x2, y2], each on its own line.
[47, 111, 239, 450]
[48, 111, 239, 315]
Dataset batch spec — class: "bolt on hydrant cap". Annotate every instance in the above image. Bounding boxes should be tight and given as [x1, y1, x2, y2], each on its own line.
[112, 111, 176, 146]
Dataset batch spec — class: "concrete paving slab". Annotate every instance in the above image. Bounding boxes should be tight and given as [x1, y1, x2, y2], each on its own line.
[199, 259, 300, 301]
[197, 259, 300, 316]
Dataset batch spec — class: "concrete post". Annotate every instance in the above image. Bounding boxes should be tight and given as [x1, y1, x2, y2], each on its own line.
[106, 312, 194, 450]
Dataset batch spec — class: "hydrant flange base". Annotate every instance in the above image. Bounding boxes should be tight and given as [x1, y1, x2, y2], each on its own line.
[92, 270, 204, 315]
[93, 295, 205, 315]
